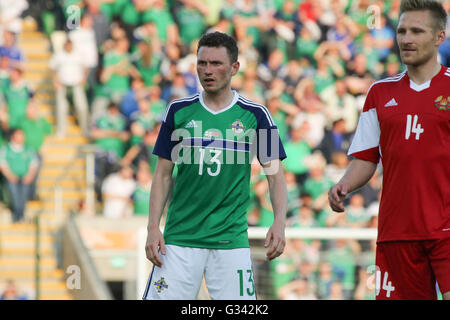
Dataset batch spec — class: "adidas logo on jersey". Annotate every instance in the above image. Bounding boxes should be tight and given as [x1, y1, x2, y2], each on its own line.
[185, 120, 198, 128]
[384, 98, 398, 107]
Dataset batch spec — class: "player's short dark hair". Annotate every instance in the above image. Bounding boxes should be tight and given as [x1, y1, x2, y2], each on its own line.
[197, 31, 238, 63]
[399, 0, 448, 31]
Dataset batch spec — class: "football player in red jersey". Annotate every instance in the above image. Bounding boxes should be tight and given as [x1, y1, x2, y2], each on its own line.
[329, 0, 450, 300]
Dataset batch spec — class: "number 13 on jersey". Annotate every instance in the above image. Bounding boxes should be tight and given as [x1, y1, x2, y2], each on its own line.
[405, 114, 424, 140]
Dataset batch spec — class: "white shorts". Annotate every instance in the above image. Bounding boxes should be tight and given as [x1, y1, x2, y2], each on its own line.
[142, 245, 256, 300]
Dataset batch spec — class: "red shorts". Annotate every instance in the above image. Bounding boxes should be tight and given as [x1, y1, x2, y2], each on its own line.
[375, 238, 450, 300]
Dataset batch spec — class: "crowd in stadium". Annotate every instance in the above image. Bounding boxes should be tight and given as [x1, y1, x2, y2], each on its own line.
[0, 0, 449, 300]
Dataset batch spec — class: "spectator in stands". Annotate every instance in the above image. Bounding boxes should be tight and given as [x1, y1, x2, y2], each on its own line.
[277, 277, 318, 300]
[84, 0, 110, 50]
[369, 14, 396, 62]
[328, 281, 344, 300]
[283, 121, 312, 188]
[148, 86, 166, 122]
[317, 118, 353, 164]
[94, 37, 139, 119]
[1, 65, 34, 132]
[345, 193, 371, 228]
[0, 128, 38, 223]
[315, 260, 339, 299]
[302, 151, 334, 201]
[292, 78, 326, 147]
[0, 279, 29, 300]
[121, 124, 159, 174]
[129, 98, 156, 146]
[19, 104, 52, 200]
[289, 205, 318, 228]
[324, 152, 349, 185]
[174, 0, 208, 53]
[0, 30, 24, 66]
[285, 171, 301, 218]
[120, 77, 147, 121]
[345, 53, 375, 97]
[0, 0, 28, 36]
[101, 165, 136, 219]
[321, 79, 359, 133]
[68, 13, 99, 103]
[326, 239, 361, 299]
[161, 71, 189, 103]
[49, 39, 89, 137]
[132, 165, 152, 216]
[90, 102, 129, 200]
[131, 39, 162, 87]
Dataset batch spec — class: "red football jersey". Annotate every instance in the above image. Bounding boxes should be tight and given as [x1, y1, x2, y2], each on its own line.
[348, 65, 450, 242]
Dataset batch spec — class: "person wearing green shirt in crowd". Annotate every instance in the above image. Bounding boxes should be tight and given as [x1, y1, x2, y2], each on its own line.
[283, 122, 312, 188]
[0, 129, 38, 223]
[1, 66, 34, 131]
[148, 86, 166, 122]
[122, 0, 178, 45]
[19, 104, 52, 200]
[302, 151, 334, 200]
[133, 166, 152, 216]
[175, 0, 207, 52]
[90, 103, 130, 200]
[326, 239, 361, 300]
[129, 98, 156, 146]
[93, 37, 139, 119]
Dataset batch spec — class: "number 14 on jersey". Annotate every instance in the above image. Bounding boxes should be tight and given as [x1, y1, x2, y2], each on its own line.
[405, 114, 424, 140]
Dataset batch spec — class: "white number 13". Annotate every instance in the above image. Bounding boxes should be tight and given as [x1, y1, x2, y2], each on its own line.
[405, 114, 424, 140]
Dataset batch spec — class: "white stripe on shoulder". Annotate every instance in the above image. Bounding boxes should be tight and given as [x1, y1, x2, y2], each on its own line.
[238, 96, 274, 126]
[367, 71, 407, 92]
[348, 108, 380, 156]
[162, 93, 199, 122]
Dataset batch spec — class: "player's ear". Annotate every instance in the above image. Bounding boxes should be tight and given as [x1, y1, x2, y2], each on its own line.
[435, 30, 446, 46]
[231, 61, 240, 76]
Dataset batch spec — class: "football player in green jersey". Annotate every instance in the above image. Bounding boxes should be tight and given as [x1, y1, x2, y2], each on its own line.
[143, 32, 288, 300]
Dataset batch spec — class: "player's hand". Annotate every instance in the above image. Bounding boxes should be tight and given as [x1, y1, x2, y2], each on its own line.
[264, 220, 286, 261]
[328, 182, 350, 212]
[145, 227, 166, 267]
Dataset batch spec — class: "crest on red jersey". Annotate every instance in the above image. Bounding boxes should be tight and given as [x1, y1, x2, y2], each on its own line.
[434, 96, 450, 111]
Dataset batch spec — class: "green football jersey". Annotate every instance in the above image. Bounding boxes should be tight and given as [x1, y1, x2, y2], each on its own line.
[153, 91, 286, 249]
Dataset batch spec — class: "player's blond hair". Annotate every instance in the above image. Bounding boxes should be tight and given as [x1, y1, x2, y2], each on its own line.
[399, 0, 448, 31]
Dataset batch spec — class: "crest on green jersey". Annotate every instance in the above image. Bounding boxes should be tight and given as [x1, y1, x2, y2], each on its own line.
[230, 120, 245, 134]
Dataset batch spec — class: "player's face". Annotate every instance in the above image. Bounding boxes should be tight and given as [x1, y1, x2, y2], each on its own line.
[197, 46, 239, 94]
[396, 10, 445, 67]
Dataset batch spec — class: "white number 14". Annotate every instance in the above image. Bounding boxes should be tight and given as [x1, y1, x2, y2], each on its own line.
[405, 114, 424, 140]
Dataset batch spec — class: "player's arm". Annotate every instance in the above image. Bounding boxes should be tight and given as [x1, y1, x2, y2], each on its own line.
[145, 157, 174, 267]
[328, 158, 377, 212]
[262, 159, 288, 261]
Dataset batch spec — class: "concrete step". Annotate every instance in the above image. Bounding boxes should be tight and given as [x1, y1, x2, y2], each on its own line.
[0, 268, 64, 280]
[0, 233, 54, 244]
[23, 51, 52, 61]
[1, 246, 53, 256]
[44, 136, 89, 146]
[23, 60, 51, 72]
[18, 31, 47, 41]
[39, 167, 86, 178]
[42, 157, 86, 167]
[38, 180, 87, 190]
[0, 256, 57, 269]
[39, 292, 73, 300]
[38, 190, 85, 201]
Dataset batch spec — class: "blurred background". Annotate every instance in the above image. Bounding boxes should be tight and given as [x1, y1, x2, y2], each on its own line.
[0, 0, 449, 300]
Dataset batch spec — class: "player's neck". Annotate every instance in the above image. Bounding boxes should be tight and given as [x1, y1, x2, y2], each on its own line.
[406, 59, 441, 85]
[202, 89, 235, 111]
